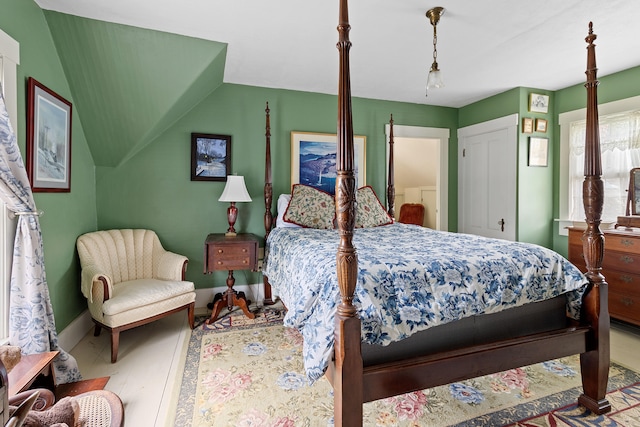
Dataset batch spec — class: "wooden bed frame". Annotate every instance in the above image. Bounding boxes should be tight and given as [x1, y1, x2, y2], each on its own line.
[262, 2, 610, 425]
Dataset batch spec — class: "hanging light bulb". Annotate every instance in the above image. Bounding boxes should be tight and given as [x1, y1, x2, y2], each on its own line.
[426, 7, 445, 97]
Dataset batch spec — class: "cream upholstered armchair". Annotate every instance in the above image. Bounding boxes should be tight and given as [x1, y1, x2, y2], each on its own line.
[76, 229, 195, 363]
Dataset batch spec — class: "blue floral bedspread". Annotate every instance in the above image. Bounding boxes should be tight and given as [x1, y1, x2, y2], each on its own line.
[263, 223, 588, 383]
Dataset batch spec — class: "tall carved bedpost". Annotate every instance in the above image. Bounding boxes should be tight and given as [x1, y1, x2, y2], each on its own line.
[263, 102, 274, 305]
[334, 0, 363, 425]
[387, 115, 395, 217]
[578, 22, 611, 415]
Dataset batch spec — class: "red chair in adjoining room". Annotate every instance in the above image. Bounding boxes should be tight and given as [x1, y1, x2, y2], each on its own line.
[398, 203, 425, 226]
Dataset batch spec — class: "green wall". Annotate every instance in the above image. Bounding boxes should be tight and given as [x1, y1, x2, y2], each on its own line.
[458, 87, 555, 248]
[95, 84, 457, 288]
[0, 0, 97, 330]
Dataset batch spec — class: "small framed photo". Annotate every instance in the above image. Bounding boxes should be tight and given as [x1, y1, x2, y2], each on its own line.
[26, 77, 72, 192]
[529, 93, 549, 113]
[522, 117, 533, 134]
[191, 133, 231, 181]
[528, 137, 549, 167]
[535, 118, 548, 133]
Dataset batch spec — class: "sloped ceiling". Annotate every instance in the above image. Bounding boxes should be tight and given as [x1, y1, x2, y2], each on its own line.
[44, 11, 227, 167]
[35, 0, 640, 109]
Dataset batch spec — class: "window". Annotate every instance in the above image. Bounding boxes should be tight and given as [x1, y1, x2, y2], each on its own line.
[567, 111, 640, 222]
[0, 28, 20, 343]
[558, 95, 640, 235]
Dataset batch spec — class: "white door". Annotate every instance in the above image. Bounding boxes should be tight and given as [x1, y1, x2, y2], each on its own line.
[458, 114, 518, 240]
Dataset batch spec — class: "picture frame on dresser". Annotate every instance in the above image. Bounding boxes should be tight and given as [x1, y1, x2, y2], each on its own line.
[26, 77, 72, 193]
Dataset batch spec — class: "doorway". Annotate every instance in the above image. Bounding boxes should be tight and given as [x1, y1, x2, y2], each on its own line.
[385, 124, 450, 231]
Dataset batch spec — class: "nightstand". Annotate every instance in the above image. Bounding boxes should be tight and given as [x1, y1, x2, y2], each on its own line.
[204, 233, 259, 324]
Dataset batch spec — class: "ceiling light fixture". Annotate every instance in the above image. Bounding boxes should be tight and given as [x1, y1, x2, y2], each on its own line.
[426, 6, 445, 96]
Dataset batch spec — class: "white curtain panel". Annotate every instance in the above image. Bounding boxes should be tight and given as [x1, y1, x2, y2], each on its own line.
[0, 87, 80, 384]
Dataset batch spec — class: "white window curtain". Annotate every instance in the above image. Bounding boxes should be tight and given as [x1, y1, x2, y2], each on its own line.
[0, 87, 80, 383]
[568, 110, 640, 222]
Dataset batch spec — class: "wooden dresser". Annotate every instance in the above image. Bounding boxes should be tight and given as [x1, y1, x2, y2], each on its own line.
[568, 227, 640, 326]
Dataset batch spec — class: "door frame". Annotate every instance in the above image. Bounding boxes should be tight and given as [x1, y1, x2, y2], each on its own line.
[385, 124, 450, 231]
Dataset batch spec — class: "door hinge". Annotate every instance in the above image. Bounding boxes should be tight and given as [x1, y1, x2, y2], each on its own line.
[463, 148, 466, 157]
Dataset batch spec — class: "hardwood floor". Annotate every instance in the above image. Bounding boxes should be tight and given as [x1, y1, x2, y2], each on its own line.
[68, 312, 640, 427]
[69, 311, 193, 427]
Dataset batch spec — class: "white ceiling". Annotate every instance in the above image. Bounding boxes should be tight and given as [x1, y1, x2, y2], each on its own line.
[34, 0, 640, 108]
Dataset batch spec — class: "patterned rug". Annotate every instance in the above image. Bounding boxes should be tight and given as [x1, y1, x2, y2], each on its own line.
[172, 306, 640, 426]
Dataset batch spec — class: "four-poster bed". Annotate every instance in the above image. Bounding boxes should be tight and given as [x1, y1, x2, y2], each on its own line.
[262, 2, 610, 425]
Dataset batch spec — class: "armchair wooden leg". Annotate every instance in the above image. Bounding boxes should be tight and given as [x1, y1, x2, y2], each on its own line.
[187, 302, 195, 329]
[94, 324, 102, 337]
[111, 330, 120, 363]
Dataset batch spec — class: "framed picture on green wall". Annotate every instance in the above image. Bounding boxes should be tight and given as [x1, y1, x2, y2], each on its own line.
[528, 137, 549, 167]
[290, 131, 366, 195]
[529, 93, 549, 113]
[26, 77, 72, 192]
[191, 133, 231, 181]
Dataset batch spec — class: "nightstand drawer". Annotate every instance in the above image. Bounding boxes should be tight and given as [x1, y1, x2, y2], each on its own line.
[204, 233, 259, 273]
[211, 245, 254, 270]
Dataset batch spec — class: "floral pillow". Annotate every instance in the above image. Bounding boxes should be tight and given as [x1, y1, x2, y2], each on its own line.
[355, 186, 393, 228]
[283, 184, 335, 229]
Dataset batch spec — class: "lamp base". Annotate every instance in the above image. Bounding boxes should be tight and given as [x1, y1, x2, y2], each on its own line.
[225, 231, 237, 237]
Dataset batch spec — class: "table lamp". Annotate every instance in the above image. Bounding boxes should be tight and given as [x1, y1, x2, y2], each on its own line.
[219, 175, 252, 236]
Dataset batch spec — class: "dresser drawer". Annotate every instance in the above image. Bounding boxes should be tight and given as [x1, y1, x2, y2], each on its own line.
[609, 289, 640, 325]
[603, 250, 640, 273]
[606, 269, 640, 326]
[604, 231, 640, 255]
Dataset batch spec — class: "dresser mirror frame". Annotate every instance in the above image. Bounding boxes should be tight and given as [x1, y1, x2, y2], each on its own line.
[628, 167, 640, 215]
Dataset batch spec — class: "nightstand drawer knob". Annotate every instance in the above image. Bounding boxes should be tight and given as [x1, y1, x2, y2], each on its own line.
[243, 260, 247, 264]
[217, 261, 223, 265]
[218, 249, 223, 254]
[242, 248, 247, 253]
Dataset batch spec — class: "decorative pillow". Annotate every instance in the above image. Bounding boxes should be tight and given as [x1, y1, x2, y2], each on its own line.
[355, 186, 393, 228]
[275, 194, 301, 228]
[283, 184, 335, 229]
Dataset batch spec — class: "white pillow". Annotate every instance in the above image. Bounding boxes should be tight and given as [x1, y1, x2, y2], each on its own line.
[275, 194, 301, 228]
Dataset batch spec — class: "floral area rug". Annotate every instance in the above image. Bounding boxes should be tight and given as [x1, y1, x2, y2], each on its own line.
[172, 307, 640, 426]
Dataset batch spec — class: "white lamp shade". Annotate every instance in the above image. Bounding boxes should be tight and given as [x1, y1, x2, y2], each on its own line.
[219, 175, 252, 202]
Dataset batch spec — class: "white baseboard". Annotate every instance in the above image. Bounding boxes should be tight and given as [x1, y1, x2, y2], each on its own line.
[57, 309, 93, 353]
[58, 283, 264, 353]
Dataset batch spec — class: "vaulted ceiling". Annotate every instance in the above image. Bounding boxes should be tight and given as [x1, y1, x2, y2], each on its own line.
[44, 11, 226, 167]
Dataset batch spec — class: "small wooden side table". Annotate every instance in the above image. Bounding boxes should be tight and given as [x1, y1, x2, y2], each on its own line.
[204, 233, 259, 324]
[8, 351, 58, 396]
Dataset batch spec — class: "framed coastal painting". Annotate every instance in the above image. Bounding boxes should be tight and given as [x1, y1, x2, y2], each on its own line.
[26, 77, 72, 192]
[291, 131, 366, 195]
[191, 133, 231, 181]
